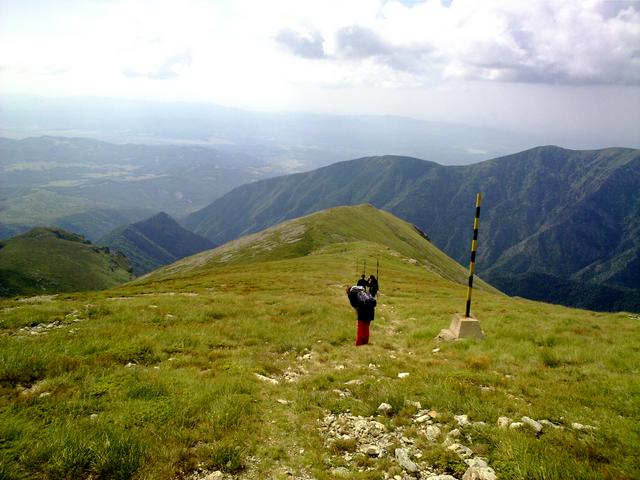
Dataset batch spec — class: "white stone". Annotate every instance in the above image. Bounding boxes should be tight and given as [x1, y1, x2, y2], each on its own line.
[395, 448, 418, 473]
[509, 422, 524, 429]
[572, 422, 597, 431]
[406, 400, 422, 409]
[426, 475, 458, 480]
[254, 373, 279, 385]
[364, 445, 381, 457]
[425, 425, 441, 442]
[522, 416, 543, 433]
[432, 348, 441, 353]
[497, 416, 511, 428]
[415, 414, 430, 423]
[447, 428, 461, 438]
[463, 458, 497, 480]
[203, 472, 223, 480]
[539, 419, 563, 430]
[378, 402, 393, 414]
[455, 414, 471, 427]
[448, 443, 474, 458]
[398, 372, 410, 379]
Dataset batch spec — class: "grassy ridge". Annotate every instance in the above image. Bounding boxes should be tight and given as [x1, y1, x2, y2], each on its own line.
[0, 207, 638, 479]
[0, 228, 132, 297]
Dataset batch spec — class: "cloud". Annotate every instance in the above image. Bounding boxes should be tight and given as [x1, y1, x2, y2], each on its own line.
[276, 0, 640, 86]
[122, 48, 192, 80]
[274, 28, 326, 59]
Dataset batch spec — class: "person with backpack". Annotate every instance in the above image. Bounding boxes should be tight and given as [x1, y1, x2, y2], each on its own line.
[367, 275, 379, 297]
[346, 285, 377, 346]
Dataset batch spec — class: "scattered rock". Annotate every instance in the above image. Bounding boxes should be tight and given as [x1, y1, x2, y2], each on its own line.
[277, 399, 291, 405]
[398, 372, 410, 379]
[395, 448, 418, 472]
[426, 475, 458, 480]
[415, 414, 430, 423]
[406, 400, 422, 409]
[90, 414, 99, 421]
[331, 467, 350, 477]
[378, 402, 393, 415]
[432, 348, 441, 353]
[125, 362, 136, 368]
[509, 422, 524, 429]
[521, 416, 543, 433]
[428, 410, 439, 419]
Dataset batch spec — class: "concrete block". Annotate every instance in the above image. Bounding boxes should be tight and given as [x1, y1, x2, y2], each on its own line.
[448, 313, 484, 339]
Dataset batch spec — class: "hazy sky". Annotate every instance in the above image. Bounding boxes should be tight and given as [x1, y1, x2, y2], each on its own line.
[1, 0, 639, 146]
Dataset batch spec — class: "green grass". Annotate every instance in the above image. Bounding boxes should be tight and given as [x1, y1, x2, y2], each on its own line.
[0, 206, 638, 479]
[0, 227, 132, 297]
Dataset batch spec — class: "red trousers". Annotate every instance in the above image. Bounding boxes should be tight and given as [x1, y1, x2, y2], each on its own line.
[356, 320, 370, 346]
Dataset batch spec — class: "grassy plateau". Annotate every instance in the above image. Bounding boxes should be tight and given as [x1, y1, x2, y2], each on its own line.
[0, 206, 638, 479]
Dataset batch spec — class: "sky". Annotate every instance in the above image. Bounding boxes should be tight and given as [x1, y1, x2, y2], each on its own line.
[1, 0, 639, 147]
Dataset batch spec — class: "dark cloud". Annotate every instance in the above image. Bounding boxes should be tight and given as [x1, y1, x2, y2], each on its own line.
[274, 29, 325, 59]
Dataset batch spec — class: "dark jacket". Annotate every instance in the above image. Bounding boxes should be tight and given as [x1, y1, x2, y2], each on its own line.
[348, 286, 376, 322]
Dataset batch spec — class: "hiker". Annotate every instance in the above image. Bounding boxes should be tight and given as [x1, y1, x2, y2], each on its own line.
[368, 275, 379, 297]
[357, 274, 369, 288]
[346, 285, 376, 346]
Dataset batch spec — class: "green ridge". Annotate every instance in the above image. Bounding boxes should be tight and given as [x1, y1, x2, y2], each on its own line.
[0, 227, 132, 297]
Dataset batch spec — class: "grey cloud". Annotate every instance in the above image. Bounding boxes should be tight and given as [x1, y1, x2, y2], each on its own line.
[334, 25, 390, 59]
[123, 50, 192, 80]
[333, 25, 435, 73]
[274, 29, 325, 59]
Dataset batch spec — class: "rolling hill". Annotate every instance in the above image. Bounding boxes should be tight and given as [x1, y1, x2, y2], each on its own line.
[98, 212, 214, 276]
[1, 205, 637, 479]
[183, 146, 640, 312]
[0, 227, 132, 297]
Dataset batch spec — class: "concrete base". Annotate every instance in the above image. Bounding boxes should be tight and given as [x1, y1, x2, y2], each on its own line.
[447, 313, 484, 340]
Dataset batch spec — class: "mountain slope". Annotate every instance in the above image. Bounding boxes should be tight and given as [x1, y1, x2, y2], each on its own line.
[183, 146, 640, 312]
[99, 212, 214, 276]
[1, 205, 638, 479]
[0, 227, 132, 297]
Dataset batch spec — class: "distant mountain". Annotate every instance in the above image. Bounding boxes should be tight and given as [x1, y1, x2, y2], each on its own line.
[0, 95, 536, 167]
[99, 212, 214, 276]
[184, 146, 640, 312]
[0, 136, 272, 240]
[0, 227, 132, 297]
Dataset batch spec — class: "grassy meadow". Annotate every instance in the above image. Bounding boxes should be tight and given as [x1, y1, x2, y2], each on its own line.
[0, 206, 638, 479]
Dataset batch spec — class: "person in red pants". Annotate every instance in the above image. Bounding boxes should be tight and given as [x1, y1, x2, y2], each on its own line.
[346, 285, 376, 346]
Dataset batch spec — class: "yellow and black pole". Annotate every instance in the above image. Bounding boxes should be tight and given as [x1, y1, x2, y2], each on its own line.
[465, 193, 482, 318]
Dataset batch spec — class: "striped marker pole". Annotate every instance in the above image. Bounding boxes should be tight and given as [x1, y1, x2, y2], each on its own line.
[465, 193, 482, 318]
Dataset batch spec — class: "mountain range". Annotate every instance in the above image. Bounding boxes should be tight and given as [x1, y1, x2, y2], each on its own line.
[0, 227, 132, 297]
[184, 146, 640, 312]
[98, 212, 213, 276]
